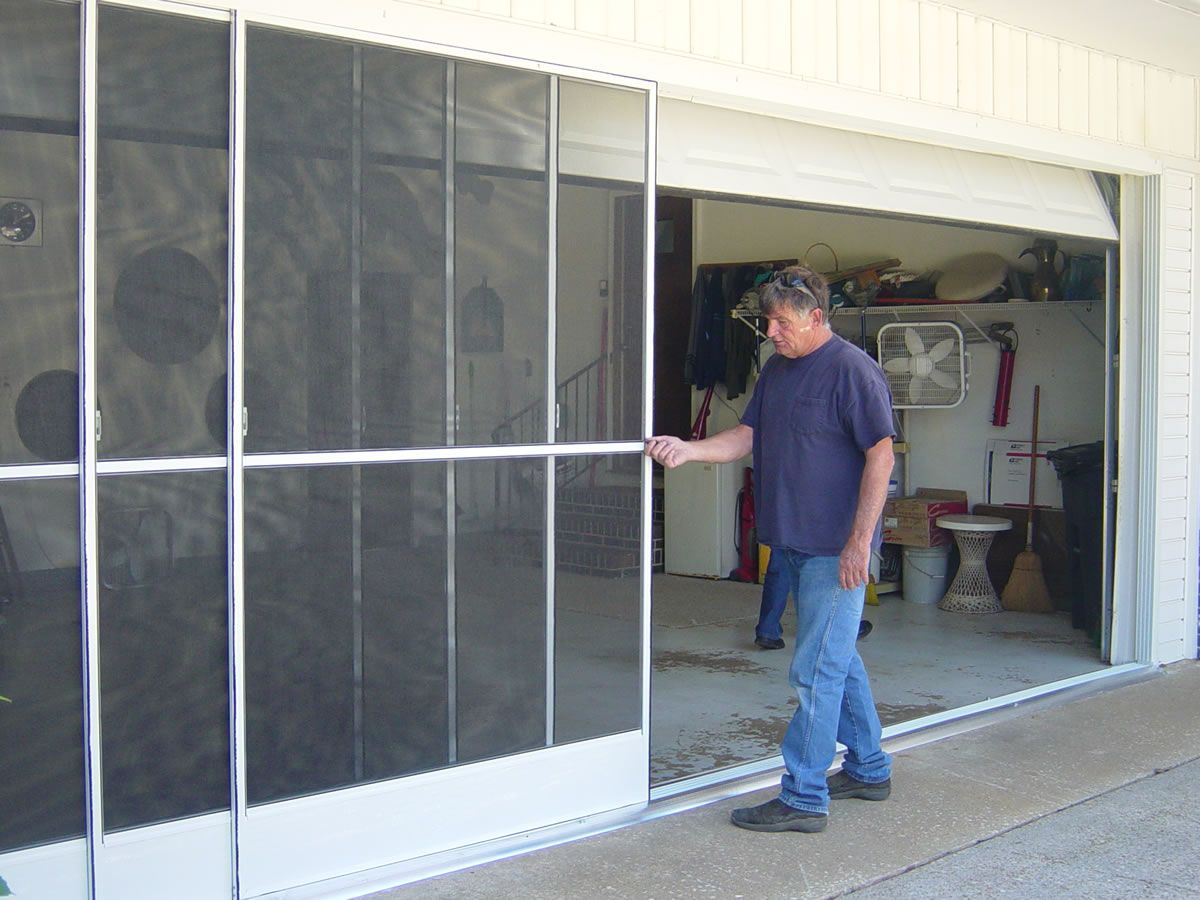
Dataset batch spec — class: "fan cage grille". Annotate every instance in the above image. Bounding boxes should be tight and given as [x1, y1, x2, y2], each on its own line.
[876, 322, 965, 408]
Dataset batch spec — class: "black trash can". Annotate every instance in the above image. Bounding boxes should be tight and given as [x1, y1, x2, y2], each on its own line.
[1046, 442, 1105, 639]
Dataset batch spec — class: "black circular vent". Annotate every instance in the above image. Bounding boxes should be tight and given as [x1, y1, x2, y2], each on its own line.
[15, 369, 79, 461]
[114, 247, 221, 365]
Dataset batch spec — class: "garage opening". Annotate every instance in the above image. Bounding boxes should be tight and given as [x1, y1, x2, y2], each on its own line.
[648, 183, 1119, 787]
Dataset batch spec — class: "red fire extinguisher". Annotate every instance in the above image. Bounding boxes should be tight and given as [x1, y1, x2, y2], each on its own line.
[989, 323, 1017, 427]
[730, 466, 758, 582]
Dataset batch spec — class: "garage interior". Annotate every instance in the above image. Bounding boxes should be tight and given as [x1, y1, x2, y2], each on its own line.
[649, 182, 1118, 787]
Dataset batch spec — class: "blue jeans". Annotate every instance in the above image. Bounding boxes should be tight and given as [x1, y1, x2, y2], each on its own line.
[755, 550, 790, 641]
[776, 550, 891, 814]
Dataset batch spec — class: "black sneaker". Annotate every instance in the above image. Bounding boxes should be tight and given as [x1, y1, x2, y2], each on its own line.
[754, 635, 785, 650]
[857, 620, 873, 641]
[730, 798, 828, 833]
[827, 770, 891, 801]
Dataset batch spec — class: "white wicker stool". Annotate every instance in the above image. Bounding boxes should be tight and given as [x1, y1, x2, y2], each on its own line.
[935, 514, 1013, 614]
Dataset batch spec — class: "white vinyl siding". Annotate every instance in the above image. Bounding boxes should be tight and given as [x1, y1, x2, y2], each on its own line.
[407, 0, 1200, 162]
[1158, 170, 1196, 662]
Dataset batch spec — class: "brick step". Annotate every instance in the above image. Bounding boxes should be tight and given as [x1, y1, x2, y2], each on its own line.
[556, 514, 662, 543]
[555, 539, 640, 578]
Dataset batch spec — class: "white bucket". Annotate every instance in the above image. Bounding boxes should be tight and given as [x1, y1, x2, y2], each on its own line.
[902, 545, 951, 604]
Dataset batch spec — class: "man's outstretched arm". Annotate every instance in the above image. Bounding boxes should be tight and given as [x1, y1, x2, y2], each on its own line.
[644, 424, 754, 469]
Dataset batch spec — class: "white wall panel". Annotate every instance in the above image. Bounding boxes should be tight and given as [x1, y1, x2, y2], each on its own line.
[837, 0, 881, 91]
[689, 0, 720, 58]
[1118, 59, 1147, 147]
[918, 2, 957, 106]
[1058, 43, 1089, 135]
[991, 23, 1028, 122]
[1026, 33, 1059, 129]
[956, 13, 993, 116]
[545, 0, 574, 28]
[609, 0, 637, 41]
[509, 0, 546, 23]
[792, 0, 838, 82]
[1147, 70, 1198, 158]
[1088, 52, 1120, 142]
[573, 2, 605, 35]
[743, 0, 791, 74]
[714, 0, 742, 63]
[663, 0, 691, 51]
[879, 0, 921, 99]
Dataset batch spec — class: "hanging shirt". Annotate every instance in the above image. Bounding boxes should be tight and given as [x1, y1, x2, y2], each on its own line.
[741, 333, 895, 556]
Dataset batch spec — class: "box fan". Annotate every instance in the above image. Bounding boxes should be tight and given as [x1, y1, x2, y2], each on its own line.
[876, 322, 967, 409]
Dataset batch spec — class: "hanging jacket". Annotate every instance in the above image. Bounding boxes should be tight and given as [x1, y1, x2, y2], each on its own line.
[686, 268, 728, 389]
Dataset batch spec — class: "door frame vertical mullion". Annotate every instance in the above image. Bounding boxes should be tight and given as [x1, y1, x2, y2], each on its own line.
[444, 59, 458, 766]
[228, 10, 248, 898]
[78, 0, 102, 895]
[639, 85, 657, 745]
[544, 76, 559, 747]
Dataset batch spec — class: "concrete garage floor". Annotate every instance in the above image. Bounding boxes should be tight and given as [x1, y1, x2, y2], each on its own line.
[651, 572, 1103, 785]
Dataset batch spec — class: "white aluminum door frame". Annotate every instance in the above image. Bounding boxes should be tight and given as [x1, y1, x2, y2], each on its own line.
[220, 10, 657, 898]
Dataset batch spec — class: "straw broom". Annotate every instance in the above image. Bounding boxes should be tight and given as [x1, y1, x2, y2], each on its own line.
[1002, 385, 1054, 612]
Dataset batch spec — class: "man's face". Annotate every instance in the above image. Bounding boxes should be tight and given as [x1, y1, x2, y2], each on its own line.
[766, 305, 823, 358]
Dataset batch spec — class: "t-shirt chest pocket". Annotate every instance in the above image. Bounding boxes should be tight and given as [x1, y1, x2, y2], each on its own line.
[789, 396, 830, 435]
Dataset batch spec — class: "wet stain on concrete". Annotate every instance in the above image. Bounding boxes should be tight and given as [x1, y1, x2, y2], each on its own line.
[652, 649, 773, 675]
[875, 701, 951, 725]
[993, 630, 1077, 645]
[652, 712, 791, 781]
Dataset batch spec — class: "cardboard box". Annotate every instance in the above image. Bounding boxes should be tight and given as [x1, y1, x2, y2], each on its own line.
[882, 488, 969, 547]
[984, 439, 1064, 508]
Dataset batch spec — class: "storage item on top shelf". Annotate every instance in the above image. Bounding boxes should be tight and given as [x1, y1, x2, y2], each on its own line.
[1062, 253, 1107, 303]
[934, 252, 1009, 302]
[1020, 238, 1066, 302]
[882, 488, 968, 548]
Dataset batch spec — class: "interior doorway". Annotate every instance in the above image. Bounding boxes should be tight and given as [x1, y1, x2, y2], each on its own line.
[648, 190, 1116, 788]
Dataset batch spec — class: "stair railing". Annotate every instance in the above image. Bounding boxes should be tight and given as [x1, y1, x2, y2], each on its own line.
[491, 353, 608, 494]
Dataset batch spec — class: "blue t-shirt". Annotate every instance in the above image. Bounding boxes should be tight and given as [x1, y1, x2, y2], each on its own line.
[741, 334, 895, 556]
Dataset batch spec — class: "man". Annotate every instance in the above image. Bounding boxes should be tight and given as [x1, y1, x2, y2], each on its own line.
[646, 265, 893, 833]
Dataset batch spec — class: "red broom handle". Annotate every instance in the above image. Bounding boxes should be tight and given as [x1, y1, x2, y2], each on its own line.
[1026, 385, 1040, 550]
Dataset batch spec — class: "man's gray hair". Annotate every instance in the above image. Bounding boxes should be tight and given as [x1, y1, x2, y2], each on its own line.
[758, 265, 831, 320]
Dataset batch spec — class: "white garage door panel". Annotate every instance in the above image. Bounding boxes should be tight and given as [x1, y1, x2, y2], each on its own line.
[657, 99, 1119, 240]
